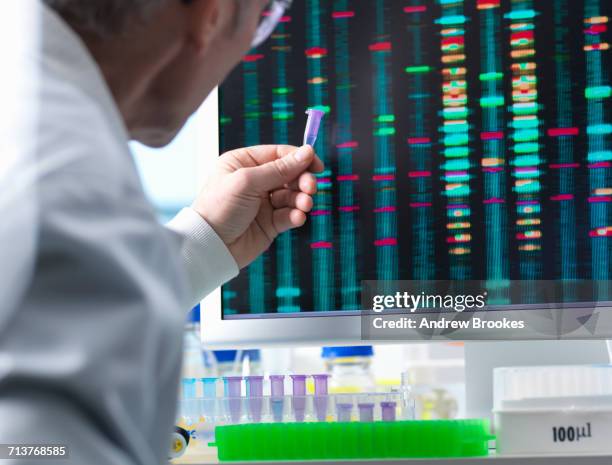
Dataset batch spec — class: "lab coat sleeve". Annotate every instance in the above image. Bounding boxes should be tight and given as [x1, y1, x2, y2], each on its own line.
[166, 207, 239, 306]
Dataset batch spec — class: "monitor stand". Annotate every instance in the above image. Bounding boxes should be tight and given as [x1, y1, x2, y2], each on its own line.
[464, 340, 611, 420]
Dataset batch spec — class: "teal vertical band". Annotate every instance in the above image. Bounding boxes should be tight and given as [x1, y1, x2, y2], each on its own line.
[307, 0, 335, 310]
[480, 0, 509, 303]
[372, 0, 398, 281]
[244, 58, 267, 313]
[333, 0, 359, 309]
[585, 0, 611, 291]
[508, 0, 543, 287]
[406, 0, 436, 281]
[439, 0, 472, 280]
[272, 22, 301, 313]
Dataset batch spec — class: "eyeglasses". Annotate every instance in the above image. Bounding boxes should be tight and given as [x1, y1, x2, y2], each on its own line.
[251, 0, 293, 48]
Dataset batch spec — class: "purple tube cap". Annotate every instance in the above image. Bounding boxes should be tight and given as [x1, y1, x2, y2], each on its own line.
[246, 376, 264, 397]
[290, 374, 307, 396]
[336, 403, 353, 421]
[337, 402, 353, 410]
[269, 375, 285, 397]
[358, 402, 375, 408]
[223, 376, 243, 397]
[312, 374, 330, 395]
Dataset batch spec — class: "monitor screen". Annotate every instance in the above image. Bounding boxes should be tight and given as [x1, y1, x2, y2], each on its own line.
[219, 0, 611, 318]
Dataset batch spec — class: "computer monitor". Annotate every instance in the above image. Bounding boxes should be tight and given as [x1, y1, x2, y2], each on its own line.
[201, 0, 612, 347]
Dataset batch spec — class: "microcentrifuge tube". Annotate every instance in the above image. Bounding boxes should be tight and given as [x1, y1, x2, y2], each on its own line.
[201, 377, 218, 418]
[358, 403, 375, 422]
[246, 376, 264, 423]
[380, 401, 397, 421]
[269, 375, 285, 422]
[224, 376, 242, 396]
[201, 378, 217, 398]
[290, 374, 307, 422]
[290, 374, 307, 396]
[181, 378, 197, 399]
[246, 376, 264, 397]
[270, 375, 285, 397]
[336, 403, 353, 422]
[312, 374, 330, 421]
[312, 374, 330, 395]
[303, 109, 325, 146]
[181, 378, 199, 424]
[223, 376, 243, 423]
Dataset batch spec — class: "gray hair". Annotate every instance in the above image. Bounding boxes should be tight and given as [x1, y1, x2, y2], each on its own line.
[42, 0, 168, 37]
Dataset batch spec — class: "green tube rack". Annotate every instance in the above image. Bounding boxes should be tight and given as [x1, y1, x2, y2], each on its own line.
[213, 419, 493, 461]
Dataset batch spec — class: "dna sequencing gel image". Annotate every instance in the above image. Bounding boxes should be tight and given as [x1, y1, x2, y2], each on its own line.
[219, 0, 611, 316]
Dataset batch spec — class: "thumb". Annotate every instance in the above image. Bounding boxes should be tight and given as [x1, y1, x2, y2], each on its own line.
[248, 145, 315, 193]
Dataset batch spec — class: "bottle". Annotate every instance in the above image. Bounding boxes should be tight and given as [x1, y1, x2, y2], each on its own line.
[213, 349, 262, 377]
[182, 305, 206, 380]
[321, 346, 376, 393]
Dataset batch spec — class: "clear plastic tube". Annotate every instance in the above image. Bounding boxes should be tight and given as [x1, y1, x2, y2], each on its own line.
[182, 378, 196, 399]
[381, 401, 397, 421]
[358, 403, 375, 422]
[290, 375, 307, 421]
[303, 109, 325, 146]
[224, 376, 243, 423]
[270, 375, 285, 422]
[246, 376, 264, 422]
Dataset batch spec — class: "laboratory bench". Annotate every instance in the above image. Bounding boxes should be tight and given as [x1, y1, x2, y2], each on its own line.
[175, 452, 612, 465]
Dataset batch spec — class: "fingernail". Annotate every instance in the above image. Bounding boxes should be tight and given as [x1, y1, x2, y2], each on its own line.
[294, 145, 312, 162]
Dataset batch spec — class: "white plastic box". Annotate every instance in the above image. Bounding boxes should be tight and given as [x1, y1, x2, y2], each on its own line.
[494, 365, 612, 456]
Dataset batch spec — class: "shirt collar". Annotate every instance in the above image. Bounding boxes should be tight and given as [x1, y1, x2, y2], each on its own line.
[39, 3, 130, 142]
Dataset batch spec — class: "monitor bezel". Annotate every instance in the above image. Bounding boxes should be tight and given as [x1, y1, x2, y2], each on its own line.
[200, 89, 612, 347]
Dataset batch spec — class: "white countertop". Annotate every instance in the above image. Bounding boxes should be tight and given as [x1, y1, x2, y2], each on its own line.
[174, 450, 612, 465]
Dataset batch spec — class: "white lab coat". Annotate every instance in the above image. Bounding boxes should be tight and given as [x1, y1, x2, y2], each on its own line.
[0, 2, 238, 464]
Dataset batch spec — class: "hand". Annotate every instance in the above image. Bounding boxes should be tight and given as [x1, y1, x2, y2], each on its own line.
[193, 145, 324, 268]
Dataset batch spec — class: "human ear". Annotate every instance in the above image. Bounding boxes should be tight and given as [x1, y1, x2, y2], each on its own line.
[182, 0, 227, 55]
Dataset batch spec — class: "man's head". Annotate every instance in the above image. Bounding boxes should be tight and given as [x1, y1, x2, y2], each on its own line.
[44, 0, 270, 147]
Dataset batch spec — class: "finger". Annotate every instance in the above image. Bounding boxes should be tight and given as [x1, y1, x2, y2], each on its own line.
[228, 145, 299, 168]
[247, 145, 316, 193]
[287, 172, 318, 195]
[246, 145, 324, 173]
[270, 189, 314, 212]
[226, 145, 325, 174]
[299, 147, 325, 173]
[273, 208, 307, 234]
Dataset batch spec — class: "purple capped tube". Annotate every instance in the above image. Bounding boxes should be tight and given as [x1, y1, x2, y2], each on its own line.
[358, 403, 375, 422]
[269, 375, 285, 422]
[290, 374, 307, 422]
[223, 376, 243, 423]
[381, 401, 397, 421]
[303, 109, 325, 146]
[312, 374, 330, 422]
[336, 403, 353, 422]
[246, 376, 264, 423]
